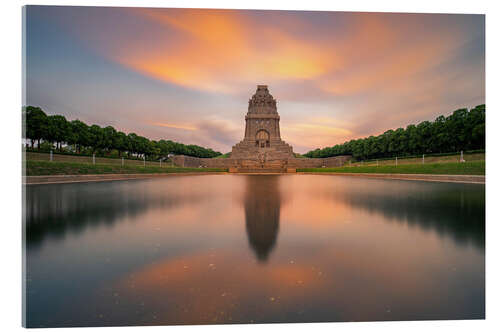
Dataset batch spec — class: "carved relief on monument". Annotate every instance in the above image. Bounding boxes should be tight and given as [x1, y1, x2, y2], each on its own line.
[248, 85, 277, 111]
[256, 129, 270, 147]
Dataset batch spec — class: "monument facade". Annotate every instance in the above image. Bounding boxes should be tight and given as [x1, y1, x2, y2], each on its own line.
[231, 85, 294, 161]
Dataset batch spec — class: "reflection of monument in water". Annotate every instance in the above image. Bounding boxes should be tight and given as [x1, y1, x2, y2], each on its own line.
[243, 175, 282, 262]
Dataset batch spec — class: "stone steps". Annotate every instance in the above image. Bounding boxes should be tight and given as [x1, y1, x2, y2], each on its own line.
[231, 168, 287, 173]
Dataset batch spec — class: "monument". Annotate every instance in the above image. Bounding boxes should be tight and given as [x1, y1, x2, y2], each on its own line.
[172, 85, 351, 172]
[231, 85, 294, 162]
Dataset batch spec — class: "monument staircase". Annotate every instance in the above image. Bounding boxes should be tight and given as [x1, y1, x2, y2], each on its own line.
[231, 155, 290, 173]
[230, 141, 294, 172]
[231, 140, 294, 160]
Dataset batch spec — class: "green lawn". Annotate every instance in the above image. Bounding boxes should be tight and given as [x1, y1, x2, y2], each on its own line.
[25, 159, 485, 176]
[25, 160, 227, 176]
[298, 160, 485, 175]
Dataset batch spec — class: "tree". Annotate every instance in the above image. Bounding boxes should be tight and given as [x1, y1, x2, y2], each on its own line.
[127, 133, 139, 157]
[102, 126, 117, 153]
[113, 131, 128, 157]
[24, 106, 48, 149]
[304, 105, 486, 160]
[69, 120, 90, 153]
[89, 125, 104, 153]
[23, 106, 223, 158]
[46, 115, 69, 151]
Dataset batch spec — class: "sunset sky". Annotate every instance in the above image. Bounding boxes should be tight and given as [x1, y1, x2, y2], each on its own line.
[24, 6, 485, 153]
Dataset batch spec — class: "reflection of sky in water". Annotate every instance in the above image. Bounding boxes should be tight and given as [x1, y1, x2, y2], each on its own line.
[24, 175, 484, 327]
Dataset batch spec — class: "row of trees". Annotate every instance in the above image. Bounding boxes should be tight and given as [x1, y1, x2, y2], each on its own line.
[304, 104, 485, 160]
[23, 106, 222, 159]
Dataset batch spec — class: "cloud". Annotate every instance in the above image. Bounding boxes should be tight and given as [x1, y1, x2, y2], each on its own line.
[194, 118, 242, 149]
[139, 117, 242, 153]
[96, 10, 481, 101]
[152, 122, 197, 131]
[282, 118, 353, 150]
[96, 8, 344, 94]
[27, 7, 484, 153]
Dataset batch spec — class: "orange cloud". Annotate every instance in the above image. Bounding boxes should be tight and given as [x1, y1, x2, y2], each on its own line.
[107, 8, 341, 93]
[320, 37, 461, 96]
[152, 122, 197, 131]
[54, 8, 483, 151]
[101, 9, 471, 105]
[281, 116, 353, 149]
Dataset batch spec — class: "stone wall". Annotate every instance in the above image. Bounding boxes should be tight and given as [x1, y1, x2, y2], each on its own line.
[172, 155, 351, 170]
[287, 155, 351, 168]
[172, 155, 236, 168]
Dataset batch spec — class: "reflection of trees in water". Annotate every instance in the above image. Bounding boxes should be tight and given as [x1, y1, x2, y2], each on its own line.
[243, 176, 283, 262]
[25, 180, 206, 249]
[329, 180, 485, 249]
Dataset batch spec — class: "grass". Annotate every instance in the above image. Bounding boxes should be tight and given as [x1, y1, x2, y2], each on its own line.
[348, 152, 485, 167]
[25, 151, 168, 167]
[25, 154, 485, 176]
[214, 152, 231, 158]
[298, 160, 485, 175]
[25, 160, 227, 176]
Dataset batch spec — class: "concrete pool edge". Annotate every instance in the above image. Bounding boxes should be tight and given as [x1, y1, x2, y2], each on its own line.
[23, 172, 229, 185]
[298, 172, 485, 184]
[24, 172, 484, 185]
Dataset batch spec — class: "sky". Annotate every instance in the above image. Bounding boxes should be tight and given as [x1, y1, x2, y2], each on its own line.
[24, 6, 485, 153]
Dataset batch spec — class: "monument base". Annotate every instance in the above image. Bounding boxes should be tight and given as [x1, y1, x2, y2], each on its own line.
[233, 168, 287, 173]
[231, 139, 294, 161]
[172, 155, 352, 171]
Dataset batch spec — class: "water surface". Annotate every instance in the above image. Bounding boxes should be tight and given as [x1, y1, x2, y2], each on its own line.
[24, 175, 485, 327]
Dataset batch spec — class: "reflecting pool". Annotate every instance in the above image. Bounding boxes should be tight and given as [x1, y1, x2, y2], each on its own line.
[24, 175, 485, 327]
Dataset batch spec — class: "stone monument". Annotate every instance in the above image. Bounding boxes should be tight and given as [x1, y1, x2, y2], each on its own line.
[172, 85, 351, 172]
[230, 85, 294, 170]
